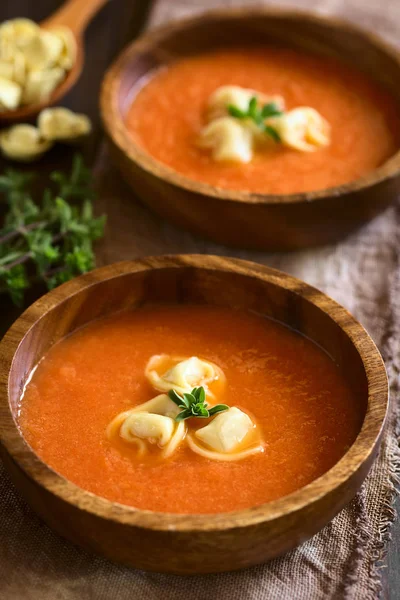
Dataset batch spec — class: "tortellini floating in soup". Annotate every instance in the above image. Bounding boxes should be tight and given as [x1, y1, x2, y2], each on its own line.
[187, 407, 264, 462]
[198, 84, 331, 163]
[269, 107, 331, 152]
[145, 355, 224, 398]
[198, 117, 254, 163]
[107, 393, 186, 458]
[129, 393, 181, 419]
[108, 355, 262, 463]
[195, 407, 253, 452]
[120, 412, 175, 447]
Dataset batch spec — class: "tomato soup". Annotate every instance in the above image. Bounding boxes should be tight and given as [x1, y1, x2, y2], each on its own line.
[126, 47, 400, 194]
[19, 305, 362, 514]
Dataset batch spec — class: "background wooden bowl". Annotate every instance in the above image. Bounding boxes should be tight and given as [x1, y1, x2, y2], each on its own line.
[0, 255, 388, 574]
[101, 8, 400, 251]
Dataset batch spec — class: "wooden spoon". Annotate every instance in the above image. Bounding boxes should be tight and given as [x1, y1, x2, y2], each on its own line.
[0, 0, 108, 123]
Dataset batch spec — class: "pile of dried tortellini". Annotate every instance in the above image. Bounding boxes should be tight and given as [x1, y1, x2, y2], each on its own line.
[0, 18, 75, 111]
[0, 107, 91, 161]
[0, 18, 91, 161]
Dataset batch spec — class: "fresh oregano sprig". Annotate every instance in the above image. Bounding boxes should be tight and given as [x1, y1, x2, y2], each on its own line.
[0, 154, 106, 306]
[228, 96, 283, 143]
[168, 386, 229, 422]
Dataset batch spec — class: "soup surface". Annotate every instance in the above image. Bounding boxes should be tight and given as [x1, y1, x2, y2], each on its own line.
[19, 305, 363, 514]
[126, 47, 400, 194]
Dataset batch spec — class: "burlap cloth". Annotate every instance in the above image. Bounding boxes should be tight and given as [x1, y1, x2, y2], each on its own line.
[2, 0, 400, 598]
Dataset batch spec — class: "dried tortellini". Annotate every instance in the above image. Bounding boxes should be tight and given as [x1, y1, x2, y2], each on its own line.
[198, 84, 331, 163]
[0, 76, 21, 110]
[38, 107, 92, 141]
[0, 124, 52, 162]
[0, 18, 76, 111]
[145, 355, 225, 398]
[0, 106, 92, 162]
[23, 68, 65, 106]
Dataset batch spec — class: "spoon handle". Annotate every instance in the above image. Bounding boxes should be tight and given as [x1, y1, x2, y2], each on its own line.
[42, 0, 109, 35]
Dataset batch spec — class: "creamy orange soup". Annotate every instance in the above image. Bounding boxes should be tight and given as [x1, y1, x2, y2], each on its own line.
[19, 305, 362, 514]
[126, 47, 400, 194]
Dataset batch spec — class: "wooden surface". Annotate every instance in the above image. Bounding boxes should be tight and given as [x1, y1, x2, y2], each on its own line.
[101, 8, 400, 251]
[0, 255, 388, 573]
[0, 0, 399, 595]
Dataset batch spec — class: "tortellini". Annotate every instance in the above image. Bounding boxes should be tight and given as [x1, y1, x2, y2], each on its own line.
[130, 393, 181, 419]
[198, 84, 331, 163]
[120, 412, 175, 447]
[108, 355, 264, 463]
[38, 107, 92, 142]
[195, 407, 253, 453]
[269, 107, 331, 152]
[107, 393, 186, 458]
[22, 67, 65, 106]
[0, 75, 21, 110]
[187, 407, 264, 461]
[0, 124, 52, 162]
[0, 107, 92, 162]
[145, 355, 224, 398]
[0, 17, 77, 110]
[198, 117, 253, 163]
[20, 30, 64, 71]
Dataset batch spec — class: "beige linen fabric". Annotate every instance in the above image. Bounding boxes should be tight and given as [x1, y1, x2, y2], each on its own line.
[1, 0, 400, 598]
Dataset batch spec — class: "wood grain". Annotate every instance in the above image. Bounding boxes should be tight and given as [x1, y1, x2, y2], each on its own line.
[0, 255, 388, 573]
[101, 8, 400, 251]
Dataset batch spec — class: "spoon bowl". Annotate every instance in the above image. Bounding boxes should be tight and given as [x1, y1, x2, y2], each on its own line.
[0, 0, 107, 124]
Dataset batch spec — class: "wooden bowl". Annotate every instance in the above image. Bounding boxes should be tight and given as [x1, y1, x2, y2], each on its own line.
[100, 8, 400, 251]
[0, 255, 388, 574]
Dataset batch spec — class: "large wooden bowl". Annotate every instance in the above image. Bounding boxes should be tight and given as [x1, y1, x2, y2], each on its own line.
[101, 8, 400, 251]
[0, 255, 388, 574]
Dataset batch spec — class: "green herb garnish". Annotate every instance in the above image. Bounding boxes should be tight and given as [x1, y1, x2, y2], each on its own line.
[228, 96, 282, 142]
[168, 386, 229, 422]
[0, 154, 106, 306]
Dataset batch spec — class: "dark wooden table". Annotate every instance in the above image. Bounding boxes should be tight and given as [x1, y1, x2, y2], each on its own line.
[0, 1, 398, 598]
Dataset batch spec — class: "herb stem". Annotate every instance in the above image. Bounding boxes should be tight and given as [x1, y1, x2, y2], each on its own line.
[0, 221, 46, 245]
[0, 251, 32, 271]
[0, 232, 66, 272]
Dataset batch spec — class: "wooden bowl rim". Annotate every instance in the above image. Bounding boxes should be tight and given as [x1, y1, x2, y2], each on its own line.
[100, 6, 400, 205]
[0, 255, 388, 531]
